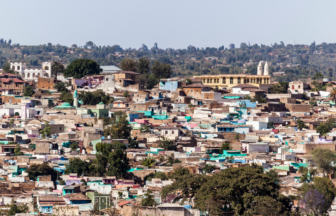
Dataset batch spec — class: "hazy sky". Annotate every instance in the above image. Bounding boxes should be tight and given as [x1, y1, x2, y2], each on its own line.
[1, 0, 335, 49]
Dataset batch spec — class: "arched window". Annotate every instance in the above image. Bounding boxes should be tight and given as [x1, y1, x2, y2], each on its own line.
[298, 85, 300, 89]
[264, 78, 267, 83]
[27, 73, 30, 78]
[203, 79, 205, 83]
[44, 66, 49, 70]
[230, 77, 233, 84]
[247, 79, 249, 83]
[17, 66, 20, 70]
[207, 79, 209, 83]
[223, 78, 226, 84]
[238, 77, 241, 84]
[33, 73, 35, 77]
[12, 66, 15, 70]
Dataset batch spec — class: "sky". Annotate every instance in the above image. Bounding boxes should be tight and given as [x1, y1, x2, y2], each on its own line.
[1, 0, 335, 49]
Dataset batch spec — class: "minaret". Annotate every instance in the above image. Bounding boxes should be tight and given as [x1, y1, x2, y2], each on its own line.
[257, 61, 263, 75]
[264, 61, 269, 76]
[73, 90, 78, 108]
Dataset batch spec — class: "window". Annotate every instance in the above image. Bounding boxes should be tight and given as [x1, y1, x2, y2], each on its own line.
[298, 85, 300, 89]
[17, 66, 20, 70]
[264, 78, 267, 84]
[203, 79, 205, 83]
[292, 85, 294, 89]
[172, 131, 174, 134]
[106, 78, 109, 81]
[191, 90, 193, 92]
[230, 77, 233, 84]
[207, 79, 209, 83]
[59, 127, 62, 130]
[223, 78, 226, 84]
[210, 79, 212, 83]
[238, 77, 241, 84]
[165, 131, 168, 134]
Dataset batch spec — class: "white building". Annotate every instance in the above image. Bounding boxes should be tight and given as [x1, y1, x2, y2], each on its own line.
[10, 61, 52, 81]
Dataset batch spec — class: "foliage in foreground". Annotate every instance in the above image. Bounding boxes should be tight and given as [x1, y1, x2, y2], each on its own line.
[162, 165, 296, 216]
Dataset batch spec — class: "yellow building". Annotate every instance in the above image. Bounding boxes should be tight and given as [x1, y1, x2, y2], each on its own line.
[194, 74, 271, 89]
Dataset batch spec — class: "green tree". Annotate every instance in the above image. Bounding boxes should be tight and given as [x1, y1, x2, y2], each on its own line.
[123, 91, 130, 98]
[78, 90, 112, 105]
[220, 141, 231, 153]
[140, 124, 150, 133]
[312, 148, 336, 176]
[170, 167, 190, 180]
[60, 91, 73, 104]
[146, 73, 158, 89]
[234, 133, 240, 141]
[186, 78, 192, 85]
[14, 112, 19, 116]
[64, 59, 101, 78]
[162, 165, 294, 216]
[23, 85, 35, 97]
[202, 164, 216, 174]
[158, 136, 176, 150]
[251, 95, 267, 103]
[65, 158, 94, 176]
[7, 200, 29, 216]
[299, 177, 336, 215]
[70, 142, 79, 151]
[106, 146, 130, 178]
[141, 190, 156, 207]
[142, 157, 156, 168]
[40, 122, 51, 138]
[26, 163, 58, 182]
[120, 58, 137, 72]
[137, 57, 150, 74]
[267, 121, 275, 129]
[266, 169, 280, 183]
[14, 145, 23, 156]
[298, 166, 317, 182]
[145, 172, 168, 181]
[51, 61, 65, 77]
[104, 111, 131, 139]
[297, 119, 307, 130]
[151, 60, 172, 79]
[54, 82, 68, 92]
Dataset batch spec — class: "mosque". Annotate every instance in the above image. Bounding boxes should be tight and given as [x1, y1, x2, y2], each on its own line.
[194, 61, 271, 89]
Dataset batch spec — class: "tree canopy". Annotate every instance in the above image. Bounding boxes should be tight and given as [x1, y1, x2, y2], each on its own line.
[23, 85, 35, 97]
[104, 111, 131, 139]
[162, 165, 295, 216]
[51, 61, 65, 77]
[26, 163, 58, 182]
[63, 59, 101, 78]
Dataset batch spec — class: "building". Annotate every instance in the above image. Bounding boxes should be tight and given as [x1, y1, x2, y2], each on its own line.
[37, 77, 56, 90]
[194, 61, 271, 89]
[113, 71, 140, 87]
[182, 84, 211, 99]
[288, 81, 309, 94]
[100, 65, 121, 74]
[0, 77, 28, 95]
[10, 61, 52, 81]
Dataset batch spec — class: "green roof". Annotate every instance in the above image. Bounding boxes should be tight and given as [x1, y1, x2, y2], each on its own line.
[99, 102, 104, 105]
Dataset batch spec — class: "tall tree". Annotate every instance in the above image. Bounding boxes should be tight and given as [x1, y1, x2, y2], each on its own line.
[137, 58, 150, 74]
[104, 111, 131, 139]
[106, 146, 130, 178]
[162, 165, 294, 216]
[23, 85, 35, 97]
[63, 59, 101, 78]
[120, 58, 137, 72]
[151, 60, 172, 79]
[51, 61, 65, 77]
[26, 163, 58, 182]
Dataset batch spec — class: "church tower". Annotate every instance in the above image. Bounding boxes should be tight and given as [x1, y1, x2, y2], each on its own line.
[264, 61, 269, 76]
[257, 61, 263, 75]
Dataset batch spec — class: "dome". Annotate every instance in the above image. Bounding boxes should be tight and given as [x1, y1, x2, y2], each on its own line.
[61, 102, 72, 107]
[99, 102, 104, 105]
